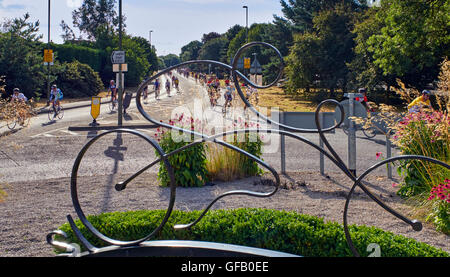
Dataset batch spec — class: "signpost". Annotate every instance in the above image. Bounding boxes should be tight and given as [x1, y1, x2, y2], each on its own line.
[111, 51, 126, 64]
[244, 58, 251, 69]
[44, 49, 53, 64]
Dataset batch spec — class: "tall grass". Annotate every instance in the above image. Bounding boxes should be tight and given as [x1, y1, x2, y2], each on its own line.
[205, 134, 263, 182]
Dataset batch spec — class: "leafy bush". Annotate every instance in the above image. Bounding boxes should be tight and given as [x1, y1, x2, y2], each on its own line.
[50, 42, 103, 73]
[154, 115, 209, 187]
[427, 179, 450, 234]
[393, 111, 450, 197]
[57, 208, 449, 257]
[55, 60, 104, 98]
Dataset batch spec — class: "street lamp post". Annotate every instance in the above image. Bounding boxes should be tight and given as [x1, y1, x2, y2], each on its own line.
[242, 5, 248, 43]
[149, 30, 153, 47]
[118, 0, 123, 126]
[47, 0, 51, 103]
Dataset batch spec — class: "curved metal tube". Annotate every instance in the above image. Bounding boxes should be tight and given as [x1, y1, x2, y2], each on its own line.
[56, 41, 450, 257]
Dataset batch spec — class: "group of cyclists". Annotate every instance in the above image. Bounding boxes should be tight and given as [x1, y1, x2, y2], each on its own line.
[1, 75, 436, 130]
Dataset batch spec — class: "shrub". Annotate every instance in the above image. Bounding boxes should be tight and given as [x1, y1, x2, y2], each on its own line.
[426, 179, 450, 234]
[154, 115, 209, 187]
[393, 111, 450, 197]
[57, 208, 449, 257]
[55, 60, 104, 98]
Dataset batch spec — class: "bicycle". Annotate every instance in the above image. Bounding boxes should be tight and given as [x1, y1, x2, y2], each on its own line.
[48, 103, 64, 121]
[107, 92, 118, 112]
[342, 109, 377, 138]
[5, 101, 33, 130]
[222, 98, 232, 116]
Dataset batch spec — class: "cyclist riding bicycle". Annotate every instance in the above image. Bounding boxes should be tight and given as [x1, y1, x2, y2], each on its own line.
[223, 84, 233, 112]
[49, 84, 63, 118]
[11, 88, 28, 103]
[408, 90, 432, 113]
[165, 79, 171, 96]
[109, 80, 118, 107]
[174, 77, 180, 93]
[355, 88, 372, 112]
[154, 78, 161, 99]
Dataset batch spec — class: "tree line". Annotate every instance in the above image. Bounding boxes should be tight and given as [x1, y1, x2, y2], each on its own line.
[178, 0, 449, 102]
[0, 0, 448, 102]
[0, 0, 159, 100]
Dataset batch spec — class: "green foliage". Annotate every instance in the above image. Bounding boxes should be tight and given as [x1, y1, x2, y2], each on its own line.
[284, 2, 360, 94]
[155, 128, 209, 188]
[57, 208, 449, 257]
[54, 60, 103, 98]
[367, 0, 450, 88]
[0, 13, 45, 99]
[49, 43, 103, 72]
[394, 111, 450, 198]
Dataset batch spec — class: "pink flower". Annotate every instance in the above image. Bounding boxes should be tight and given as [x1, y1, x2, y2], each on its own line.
[376, 152, 382, 160]
[392, 182, 399, 188]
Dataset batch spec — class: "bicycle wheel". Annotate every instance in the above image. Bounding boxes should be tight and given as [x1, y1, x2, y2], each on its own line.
[342, 125, 348, 135]
[109, 100, 116, 112]
[6, 118, 16, 130]
[48, 106, 56, 121]
[57, 106, 64, 120]
[362, 127, 376, 138]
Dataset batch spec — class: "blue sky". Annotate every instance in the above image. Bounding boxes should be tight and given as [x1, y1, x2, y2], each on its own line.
[0, 0, 283, 55]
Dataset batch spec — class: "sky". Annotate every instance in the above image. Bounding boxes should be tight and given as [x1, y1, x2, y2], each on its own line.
[0, 0, 283, 56]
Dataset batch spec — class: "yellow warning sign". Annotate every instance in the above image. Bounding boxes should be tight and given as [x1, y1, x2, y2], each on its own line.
[244, 58, 251, 69]
[91, 96, 101, 120]
[44, 49, 53, 63]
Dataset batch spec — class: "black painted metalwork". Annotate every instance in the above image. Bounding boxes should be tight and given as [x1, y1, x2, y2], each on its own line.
[48, 42, 450, 257]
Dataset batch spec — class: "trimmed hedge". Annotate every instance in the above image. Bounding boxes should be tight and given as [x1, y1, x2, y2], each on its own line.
[58, 208, 448, 257]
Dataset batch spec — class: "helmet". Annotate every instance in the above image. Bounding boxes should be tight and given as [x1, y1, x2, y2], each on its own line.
[52, 84, 57, 89]
[13, 88, 20, 92]
[422, 89, 431, 95]
[358, 88, 367, 93]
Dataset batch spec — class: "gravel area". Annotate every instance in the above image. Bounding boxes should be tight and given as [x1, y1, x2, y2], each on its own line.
[0, 170, 448, 257]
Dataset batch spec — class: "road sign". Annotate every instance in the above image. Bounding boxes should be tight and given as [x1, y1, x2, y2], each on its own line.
[244, 57, 251, 69]
[44, 49, 53, 63]
[250, 58, 262, 74]
[111, 51, 126, 64]
[91, 96, 101, 120]
[113, 63, 128, 72]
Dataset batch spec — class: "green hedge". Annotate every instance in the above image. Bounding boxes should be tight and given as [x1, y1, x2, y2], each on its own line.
[50, 43, 104, 73]
[57, 208, 448, 257]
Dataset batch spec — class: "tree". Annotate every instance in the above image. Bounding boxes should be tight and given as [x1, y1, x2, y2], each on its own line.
[284, 2, 361, 95]
[348, 6, 396, 97]
[276, 0, 368, 33]
[71, 0, 121, 41]
[0, 13, 45, 99]
[201, 32, 221, 44]
[367, 0, 450, 88]
[159, 54, 181, 69]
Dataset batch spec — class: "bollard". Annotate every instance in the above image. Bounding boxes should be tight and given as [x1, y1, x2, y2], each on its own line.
[90, 96, 101, 126]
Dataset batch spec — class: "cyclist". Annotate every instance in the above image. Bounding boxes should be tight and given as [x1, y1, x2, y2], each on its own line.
[408, 89, 432, 113]
[49, 84, 63, 118]
[174, 77, 180, 93]
[10, 88, 28, 103]
[154, 78, 160, 100]
[223, 84, 233, 114]
[142, 85, 148, 100]
[109, 80, 118, 108]
[165, 78, 171, 97]
[355, 88, 372, 112]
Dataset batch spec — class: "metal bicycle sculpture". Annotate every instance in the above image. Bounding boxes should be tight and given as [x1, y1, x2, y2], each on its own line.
[48, 42, 450, 257]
